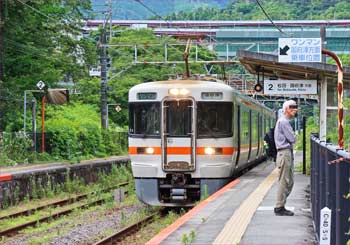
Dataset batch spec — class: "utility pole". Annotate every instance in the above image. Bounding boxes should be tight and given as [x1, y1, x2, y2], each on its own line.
[100, 3, 112, 130]
[0, 0, 4, 80]
[100, 27, 108, 130]
[108, 0, 112, 41]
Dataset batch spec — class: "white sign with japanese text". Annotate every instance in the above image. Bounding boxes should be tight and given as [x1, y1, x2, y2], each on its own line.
[278, 38, 321, 63]
[320, 207, 331, 245]
[264, 80, 317, 95]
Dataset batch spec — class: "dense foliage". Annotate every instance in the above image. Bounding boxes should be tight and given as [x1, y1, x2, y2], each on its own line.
[1, 0, 97, 131]
[91, 0, 230, 20]
[160, 0, 350, 20]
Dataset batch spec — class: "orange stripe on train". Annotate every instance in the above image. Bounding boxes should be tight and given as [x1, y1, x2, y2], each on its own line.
[129, 147, 235, 155]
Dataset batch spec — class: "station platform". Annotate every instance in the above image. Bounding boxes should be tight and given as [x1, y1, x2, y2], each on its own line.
[0, 156, 129, 181]
[147, 158, 316, 245]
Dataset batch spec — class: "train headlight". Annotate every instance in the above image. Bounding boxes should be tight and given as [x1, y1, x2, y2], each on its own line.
[204, 147, 215, 155]
[145, 147, 155, 154]
[137, 147, 155, 154]
[204, 147, 223, 155]
[169, 88, 189, 96]
[169, 88, 180, 96]
[179, 88, 189, 96]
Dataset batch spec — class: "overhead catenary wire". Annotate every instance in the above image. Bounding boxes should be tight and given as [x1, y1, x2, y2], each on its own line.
[14, 0, 90, 35]
[254, 0, 292, 37]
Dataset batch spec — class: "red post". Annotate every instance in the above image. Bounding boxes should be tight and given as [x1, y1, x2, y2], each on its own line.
[322, 49, 344, 149]
[41, 95, 46, 153]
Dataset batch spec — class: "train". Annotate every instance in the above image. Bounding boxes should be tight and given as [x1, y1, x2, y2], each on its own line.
[128, 78, 275, 206]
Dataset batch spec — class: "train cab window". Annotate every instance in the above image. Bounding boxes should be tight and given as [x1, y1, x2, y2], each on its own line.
[165, 100, 192, 137]
[129, 102, 160, 137]
[197, 102, 232, 138]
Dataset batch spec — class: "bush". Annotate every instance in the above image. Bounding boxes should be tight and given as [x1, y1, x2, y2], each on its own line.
[0, 132, 32, 166]
[45, 102, 127, 159]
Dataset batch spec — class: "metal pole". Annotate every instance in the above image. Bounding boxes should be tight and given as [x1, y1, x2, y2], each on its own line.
[302, 116, 306, 175]
[320, 26, 326, 63]
[24, 90, 27, 134]
[226, 43, 229, 61]
[106, 104, 109, 129]
[101, 29, 108, 130]
[322, 49, 344, 149]
[108, 0, 112, 41]
[41, 95, 46, 153]
[31, 99, 36, 152]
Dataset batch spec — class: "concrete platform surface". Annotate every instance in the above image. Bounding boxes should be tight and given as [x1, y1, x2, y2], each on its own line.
[148, 159, 316, 245]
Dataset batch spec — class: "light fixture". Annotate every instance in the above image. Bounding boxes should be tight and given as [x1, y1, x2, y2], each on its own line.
[169, 88, 189, 96]
[255, 66, 264, 93]
[204, 147, 215, 155]
[145, 147, 155, 154]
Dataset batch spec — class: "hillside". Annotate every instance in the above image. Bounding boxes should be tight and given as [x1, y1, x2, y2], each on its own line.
[91, 0, 231, 19]
[90, 0, 350, 20]
[160, 0, 350, 20]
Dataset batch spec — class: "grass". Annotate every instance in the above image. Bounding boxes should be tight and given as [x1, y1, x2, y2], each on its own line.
[0, 163, 133, 213]
[4, 187, 141, 244]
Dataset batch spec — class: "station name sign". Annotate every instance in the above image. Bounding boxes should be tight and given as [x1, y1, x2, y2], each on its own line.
[264, 79, 317, 95]
[278, 38, 321, 63]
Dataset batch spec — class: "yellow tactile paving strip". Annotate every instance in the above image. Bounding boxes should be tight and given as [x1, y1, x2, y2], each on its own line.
[213, 167, 279, 245]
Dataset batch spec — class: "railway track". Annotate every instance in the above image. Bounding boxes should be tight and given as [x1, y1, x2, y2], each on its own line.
[0, 182, 130, 237]
[93, 209, 165, 245]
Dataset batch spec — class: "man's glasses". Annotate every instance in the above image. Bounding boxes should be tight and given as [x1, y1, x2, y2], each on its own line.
[289, 105, 298, 109]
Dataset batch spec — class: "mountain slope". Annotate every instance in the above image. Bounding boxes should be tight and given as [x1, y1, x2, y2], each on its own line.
[91, 0, 231, 19]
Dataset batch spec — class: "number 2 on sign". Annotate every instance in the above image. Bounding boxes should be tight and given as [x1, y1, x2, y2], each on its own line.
[268, 84, 273, 90]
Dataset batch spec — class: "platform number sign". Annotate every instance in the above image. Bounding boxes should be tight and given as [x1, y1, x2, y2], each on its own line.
[278, 38, 321, 63]
[320, 207, 331, 245]
[264, 80, 317, 95]
[36, 80, 45, 90]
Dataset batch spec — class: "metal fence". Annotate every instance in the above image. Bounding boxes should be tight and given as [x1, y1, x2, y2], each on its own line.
[311, 135, 350, 245]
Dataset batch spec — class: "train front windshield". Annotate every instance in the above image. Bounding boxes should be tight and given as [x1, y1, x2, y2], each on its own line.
[129, 102, 160, 137]
[129, 101, 232, 138]
[197, 102, 232, 138]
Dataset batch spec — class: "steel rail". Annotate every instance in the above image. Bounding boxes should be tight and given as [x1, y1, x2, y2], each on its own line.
[0, 183, 129, 237]
[0, 182, 129, 221]
[93, 211, 162, 245]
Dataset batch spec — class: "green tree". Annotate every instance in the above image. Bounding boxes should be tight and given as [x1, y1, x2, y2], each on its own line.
[1, 0, 96, 131]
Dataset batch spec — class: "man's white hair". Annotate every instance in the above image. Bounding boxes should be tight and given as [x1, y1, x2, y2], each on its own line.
[282, 100, 297, 112]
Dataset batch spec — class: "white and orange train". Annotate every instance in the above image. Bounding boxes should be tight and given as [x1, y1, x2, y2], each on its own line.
[128, 79, 275, 206]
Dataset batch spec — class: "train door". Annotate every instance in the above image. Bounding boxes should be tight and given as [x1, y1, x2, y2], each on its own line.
[234, 105, 241, 167]
[161, 98, 196, 172]
[238, 107, 250, 166]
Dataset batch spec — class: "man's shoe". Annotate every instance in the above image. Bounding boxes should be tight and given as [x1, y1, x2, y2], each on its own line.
[274, 207, 294, 216]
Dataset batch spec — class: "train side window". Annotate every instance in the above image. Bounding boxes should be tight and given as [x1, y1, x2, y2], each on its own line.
[129, 102, 160, 137]
[197, 102, 232, 138]
[240, 108, 249, 145]
[251, 111, 258, 143]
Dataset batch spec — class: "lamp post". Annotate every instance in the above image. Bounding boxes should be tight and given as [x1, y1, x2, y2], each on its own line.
[106, 103, 121, 129]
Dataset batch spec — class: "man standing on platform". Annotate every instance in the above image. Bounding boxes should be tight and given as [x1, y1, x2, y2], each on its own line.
[274, 100, 298, 216]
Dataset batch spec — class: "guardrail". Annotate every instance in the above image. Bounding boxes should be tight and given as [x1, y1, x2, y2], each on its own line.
[310, 135, 350, 245]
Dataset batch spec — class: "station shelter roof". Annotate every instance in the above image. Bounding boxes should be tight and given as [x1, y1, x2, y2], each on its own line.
[236, 50, 350, 88]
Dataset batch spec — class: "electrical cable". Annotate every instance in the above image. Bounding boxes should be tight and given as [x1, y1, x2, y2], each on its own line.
[254, 0, 292, 37]
[14, 0, 88, 35]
